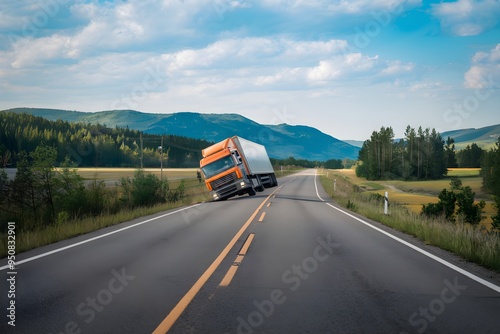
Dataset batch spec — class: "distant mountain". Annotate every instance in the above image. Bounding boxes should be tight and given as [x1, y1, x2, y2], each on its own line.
[3, 108, 360, 161]
[441, 125, 500, 150]
[343, 140, 364, 148]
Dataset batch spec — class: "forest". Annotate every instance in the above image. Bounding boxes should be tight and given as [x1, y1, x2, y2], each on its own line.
[356, 125, 500, 189]
[0, 111, 213, 168]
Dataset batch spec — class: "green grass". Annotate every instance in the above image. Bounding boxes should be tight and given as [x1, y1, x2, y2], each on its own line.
[447, 168, 481, 177]
[319, 171, 500, 273]
[330, 168, 494, 229]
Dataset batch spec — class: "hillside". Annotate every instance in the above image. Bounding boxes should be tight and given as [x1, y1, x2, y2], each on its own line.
[349, 125, 500, 150]
[441, 125, 500, 150]
[3, 108, 360, 161]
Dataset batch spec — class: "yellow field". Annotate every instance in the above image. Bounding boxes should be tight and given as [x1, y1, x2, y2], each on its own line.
[330, 168, 495, 230]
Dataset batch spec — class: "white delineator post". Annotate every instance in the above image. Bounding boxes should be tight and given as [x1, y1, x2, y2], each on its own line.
[384, 191, 389, 215]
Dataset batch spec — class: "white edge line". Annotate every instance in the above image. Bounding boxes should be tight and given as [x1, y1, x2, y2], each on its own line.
[314, 170, 500, 294]
[0, 204, 202, 271]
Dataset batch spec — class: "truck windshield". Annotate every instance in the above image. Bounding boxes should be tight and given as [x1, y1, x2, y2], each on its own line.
[201, 155, 235, 179]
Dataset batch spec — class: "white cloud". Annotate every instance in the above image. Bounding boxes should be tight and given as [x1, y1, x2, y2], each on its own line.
[8, 35, 73, 68]
[261, 0, 421, 14]
[464, 43, 500, 89]
[307, 53, 383, 82]
[432, 0, 500, 36]
[379, 60, 415, 76]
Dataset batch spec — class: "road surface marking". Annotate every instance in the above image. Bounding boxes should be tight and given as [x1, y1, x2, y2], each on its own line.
[314, 171, 500, 295]
[267, 203, 271, 208]
[258, 212, 267, 222]
[220, 233, 255, 287]
[0, 204, 203, 271]
[238, 233, 255, 256]
[152, 185, 286, 333]
[219, 265, 240, 287]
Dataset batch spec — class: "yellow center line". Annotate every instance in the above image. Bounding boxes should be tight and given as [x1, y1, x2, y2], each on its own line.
[238, 233, 255, 256]
[152, 185, 284, 334]
[219, 234, 255, 287]
[258, 212, 266, 222]
[219, 265, 239, 287]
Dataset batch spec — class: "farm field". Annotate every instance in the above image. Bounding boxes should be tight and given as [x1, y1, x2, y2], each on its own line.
[68, 167, 199, 180]
[329, 168, 495, 230]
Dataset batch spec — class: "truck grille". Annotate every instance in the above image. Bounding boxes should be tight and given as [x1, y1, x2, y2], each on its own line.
[211, 172, 236, 190]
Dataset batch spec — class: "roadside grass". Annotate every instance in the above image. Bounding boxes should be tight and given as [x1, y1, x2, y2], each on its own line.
[331, 168, 494, 229]
[1, 167, 297, 257]
[320, 170, 500, 272]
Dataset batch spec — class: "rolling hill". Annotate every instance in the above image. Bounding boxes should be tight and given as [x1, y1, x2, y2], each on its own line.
[441, 125, 500, 150]
[2, 108, 360, 161]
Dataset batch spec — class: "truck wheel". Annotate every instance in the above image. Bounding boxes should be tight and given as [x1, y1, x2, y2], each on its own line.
[255, 175, 265, 192]
[271, 174, 278, 187]
[248, 188, 256, 196]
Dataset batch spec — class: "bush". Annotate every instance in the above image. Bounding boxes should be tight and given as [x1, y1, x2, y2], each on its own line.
[131, 169, 165, 207]
[456, 186, 485, 225]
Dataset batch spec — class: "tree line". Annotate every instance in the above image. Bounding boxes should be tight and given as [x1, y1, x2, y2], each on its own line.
[356, 125, 500, 181]
[0, 111, 213, 168]
[270, 156, 356, 169]
[357, 126, 448, 180]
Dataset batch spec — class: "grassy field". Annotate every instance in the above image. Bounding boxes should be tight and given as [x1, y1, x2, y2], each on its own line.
[327, 168, 495, 230]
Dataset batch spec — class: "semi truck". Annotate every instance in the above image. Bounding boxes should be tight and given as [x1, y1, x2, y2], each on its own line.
[200, 136, 278, 201]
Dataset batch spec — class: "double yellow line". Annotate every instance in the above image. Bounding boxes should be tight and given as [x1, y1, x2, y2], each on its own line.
[152, 184, 283, 334]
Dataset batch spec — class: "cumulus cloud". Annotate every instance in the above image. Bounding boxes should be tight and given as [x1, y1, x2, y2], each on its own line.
[464, 43, 500, 89]
[158, 38, 415, 93]
[432, 0, 500, 36]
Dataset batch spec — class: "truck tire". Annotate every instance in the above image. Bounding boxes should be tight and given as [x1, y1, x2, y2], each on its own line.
[255, 175, 265, 192]
[248, 188, 256, 196]
[271, 174, 278, 187]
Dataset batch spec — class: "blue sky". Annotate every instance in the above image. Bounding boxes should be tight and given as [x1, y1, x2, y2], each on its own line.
[0, 0, 499, 140]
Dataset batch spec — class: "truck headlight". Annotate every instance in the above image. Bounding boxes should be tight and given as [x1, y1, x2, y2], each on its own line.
[240, 181, 246, 187]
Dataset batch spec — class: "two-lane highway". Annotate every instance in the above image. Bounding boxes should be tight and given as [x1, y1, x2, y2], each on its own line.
[2, 170, 500, 333]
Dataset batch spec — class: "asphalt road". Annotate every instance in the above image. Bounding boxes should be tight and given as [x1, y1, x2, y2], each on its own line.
[1, 170, 500, 334]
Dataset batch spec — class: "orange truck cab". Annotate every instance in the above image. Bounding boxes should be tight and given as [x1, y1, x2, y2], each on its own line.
[200, 136, 277, 201]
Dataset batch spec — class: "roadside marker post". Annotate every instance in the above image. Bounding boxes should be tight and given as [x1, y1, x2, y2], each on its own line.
[384, 191, 389, 215]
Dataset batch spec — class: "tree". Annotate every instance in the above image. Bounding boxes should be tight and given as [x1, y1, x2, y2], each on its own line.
[457, 143, 484, 168]
[456, 186, 485, 225]
[30, 144, 58, 224]
[482, 138, 500, 197]
[357, 125, 447, 180]
[491, 196, 500, 232]
[9, 152, 38, 228]
[421, 188, 456, 221]
[444, 137, 458, 168]
[450, 177, 462, 190]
